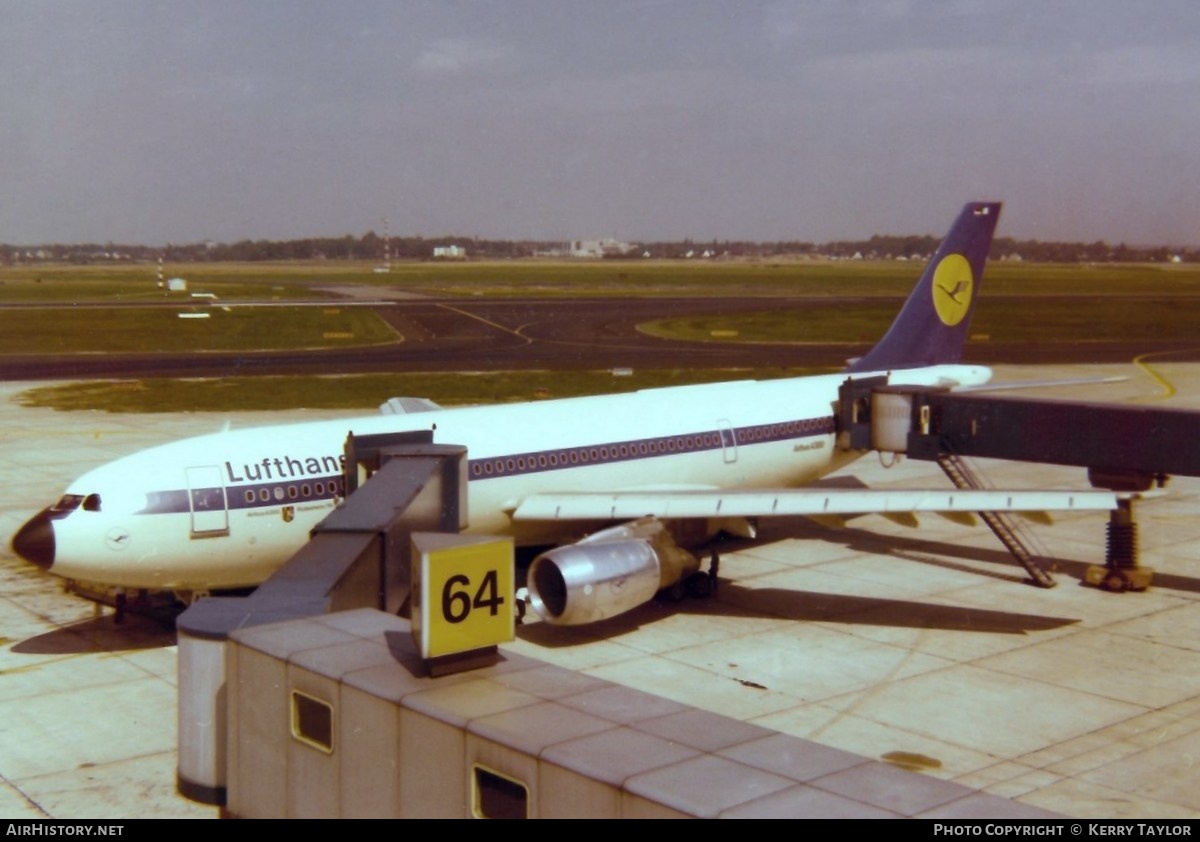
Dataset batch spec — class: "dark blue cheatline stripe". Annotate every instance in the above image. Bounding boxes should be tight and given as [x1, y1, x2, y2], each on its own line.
[136, 415, 835, 516]
[142, 477, 346, 515]
[467, 415, 835, 480]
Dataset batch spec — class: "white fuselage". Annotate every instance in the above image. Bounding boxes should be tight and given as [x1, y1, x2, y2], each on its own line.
[43, 364, 990, 591]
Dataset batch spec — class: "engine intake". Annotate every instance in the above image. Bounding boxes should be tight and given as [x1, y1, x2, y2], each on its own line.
[527, 517, 698, 626]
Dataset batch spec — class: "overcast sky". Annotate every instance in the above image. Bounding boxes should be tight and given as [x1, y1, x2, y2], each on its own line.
[3, 1, 1198, 246]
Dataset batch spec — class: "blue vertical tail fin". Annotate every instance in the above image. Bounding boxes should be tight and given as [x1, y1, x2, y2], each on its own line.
[848, 201, 1001, 372]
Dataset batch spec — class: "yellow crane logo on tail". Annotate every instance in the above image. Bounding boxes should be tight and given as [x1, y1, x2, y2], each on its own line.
[931, 253, 973, 326]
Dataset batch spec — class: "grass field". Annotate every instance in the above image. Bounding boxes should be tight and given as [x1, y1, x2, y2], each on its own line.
[0, 264, 327, 302]
[4, 258, 1200, 302]
[641, 297, 1200, 345]
[16, 368, 820, 413]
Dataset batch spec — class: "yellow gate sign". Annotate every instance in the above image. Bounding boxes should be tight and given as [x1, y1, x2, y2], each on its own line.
[412, 533, 515, 661]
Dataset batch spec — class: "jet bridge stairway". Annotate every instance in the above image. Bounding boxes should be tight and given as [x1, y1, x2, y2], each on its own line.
[935, 451, 1056, 588]
[836, 376, 1200, 592]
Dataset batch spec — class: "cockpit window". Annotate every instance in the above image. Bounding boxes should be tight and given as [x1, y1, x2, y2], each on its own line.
[50, 494, 84, 513]
[82, 494, 101, 512]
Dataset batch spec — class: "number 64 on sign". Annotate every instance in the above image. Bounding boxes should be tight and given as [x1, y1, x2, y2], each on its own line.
[412, 533, 516, 660]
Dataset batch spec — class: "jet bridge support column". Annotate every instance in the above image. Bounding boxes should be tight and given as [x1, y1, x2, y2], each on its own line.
[1087, 496, 1150, 593]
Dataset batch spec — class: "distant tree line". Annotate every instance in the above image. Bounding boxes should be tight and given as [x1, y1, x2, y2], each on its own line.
[4, 231, 1196, 264]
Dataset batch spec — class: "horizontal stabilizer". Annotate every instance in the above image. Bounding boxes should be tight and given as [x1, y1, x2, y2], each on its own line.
[379, 396, 442, 415]
[512, 488, 1124, 522]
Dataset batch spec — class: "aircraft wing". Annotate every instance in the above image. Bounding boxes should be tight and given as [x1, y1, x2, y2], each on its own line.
[959, 375, 1129, 393]
[510, 488, 1123, 522]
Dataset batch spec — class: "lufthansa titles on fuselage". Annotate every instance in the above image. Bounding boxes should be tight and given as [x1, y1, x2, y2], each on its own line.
[225, 453, 346, 484]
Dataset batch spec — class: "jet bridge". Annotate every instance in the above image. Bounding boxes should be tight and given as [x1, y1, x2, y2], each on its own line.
[176, 430, 478, 807]
[837, 377, 1196, 592]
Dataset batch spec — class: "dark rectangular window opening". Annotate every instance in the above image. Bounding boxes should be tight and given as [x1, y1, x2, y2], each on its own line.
[291, 690, 334, 754]
[472, 765, 528, 819]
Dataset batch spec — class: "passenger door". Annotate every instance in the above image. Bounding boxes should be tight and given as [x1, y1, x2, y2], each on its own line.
[186, 465, 230, 537]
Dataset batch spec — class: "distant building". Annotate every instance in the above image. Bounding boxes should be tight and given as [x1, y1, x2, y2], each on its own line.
[570, 238, 631, 258]
[433, 245, 466, 259]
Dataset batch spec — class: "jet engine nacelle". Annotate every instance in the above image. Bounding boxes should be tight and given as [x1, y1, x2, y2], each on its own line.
[527, 517, 699, 626]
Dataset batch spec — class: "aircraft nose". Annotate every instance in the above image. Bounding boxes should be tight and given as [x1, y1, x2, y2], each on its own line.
[11, 510, 56, 570]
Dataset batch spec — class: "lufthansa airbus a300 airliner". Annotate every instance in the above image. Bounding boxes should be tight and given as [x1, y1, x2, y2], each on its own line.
[9, 202, 1121, 625]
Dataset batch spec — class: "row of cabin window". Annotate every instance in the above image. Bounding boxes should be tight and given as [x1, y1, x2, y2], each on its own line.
[241, 478, 344, 504]
[467, 419, 826, 477]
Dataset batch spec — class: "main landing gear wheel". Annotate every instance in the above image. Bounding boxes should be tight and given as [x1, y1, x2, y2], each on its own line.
[685, 572, 712, 598]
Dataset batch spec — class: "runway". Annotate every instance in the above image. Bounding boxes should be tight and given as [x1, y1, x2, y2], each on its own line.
[2, 365, 1199, 817]
[6, 295, 1200, 381]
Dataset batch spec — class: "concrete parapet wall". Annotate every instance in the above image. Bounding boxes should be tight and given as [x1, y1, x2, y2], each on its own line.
[222, 608, 1057, 819]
